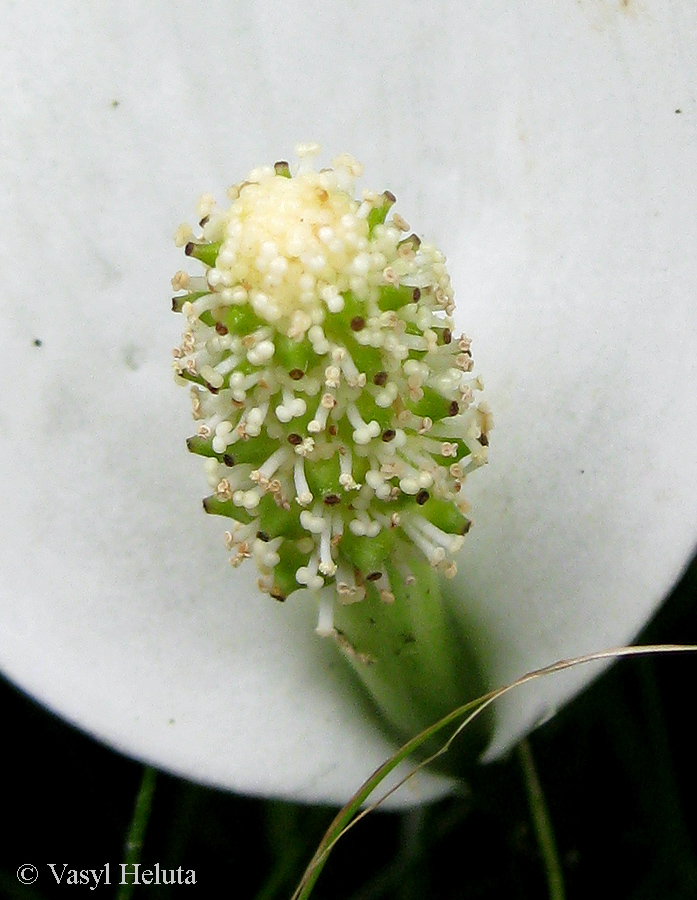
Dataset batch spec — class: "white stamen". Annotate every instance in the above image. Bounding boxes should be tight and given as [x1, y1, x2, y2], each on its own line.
[245, 402, 268, 437]
[232, 488, 261, 511]
[401, 521, 446, 565]
[294, 457, 313, 506]
[374, 381, 398, 407]
[324, 365, 341, 389]
[307, 393, 335, 433]
[348, 512, 380, 538]
[275, 390, 307, 423]
[247, 339, 276, 366]
[335, 348, 365, 388]
[315, 588, 335, 636]
[308, 325, 330, 355]
[339, 448, 359, 490]
[224, 522, 256, 548]
[297, 553, 324, 592]
[199, 364, 224, 389]
[318, 527, 337, 576]
[252, 536, 282, 570]
[252, 446, 290, 485]
[300, 508, 327, 535]
[347, 403, 380, 445]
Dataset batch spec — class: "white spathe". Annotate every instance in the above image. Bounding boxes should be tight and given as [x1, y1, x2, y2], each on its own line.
[1, 2, 696, 806]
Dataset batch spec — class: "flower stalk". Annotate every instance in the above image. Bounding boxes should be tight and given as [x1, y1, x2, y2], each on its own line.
[332, 552, 491, 766]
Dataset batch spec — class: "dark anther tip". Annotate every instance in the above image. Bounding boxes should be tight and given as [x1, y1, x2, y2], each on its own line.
[289, 368, 305, 380]
[184, 242, 195, 256]
[323, 494, 341, 506]
[416, 490, 430, 505]
[256, 531, 270, 542]
[384, 190, 396, 203]
[288, 433, 302, 446]
[448, 400, 460, 417]
[373, 371, 388, 386]
[350, 316, 365, 332]
[199, 216, 210, 228]
[223, 454, 235, 466]
[215, 322, 229, 335]
[381, 429, 396, 442]
[479, 433, 489, 447]
[367, 571, 383, 582]
[442, 328, 452, 344]
[270, 589, 287, 602]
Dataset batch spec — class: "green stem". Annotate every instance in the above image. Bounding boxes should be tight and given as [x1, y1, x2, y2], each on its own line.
[331, 556, 491, 772]
[115, 766, 157, 900]
[517, 739, 565, 900]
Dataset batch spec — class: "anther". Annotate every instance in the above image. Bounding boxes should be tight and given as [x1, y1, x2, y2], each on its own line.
[223, 453, 235, 467]
[324, 494, 341, 506]
[373, 371, 388, 386]
[448, 400, 460, 416]
[215, 322, 229, 335]
[289, 368, 304, 380]
[381, 429, 396, 442]
[288, 433, 303, 446]
[350, 316, 365, 332]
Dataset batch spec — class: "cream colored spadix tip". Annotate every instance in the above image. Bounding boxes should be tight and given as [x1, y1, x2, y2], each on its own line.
[172, 148, 490, 602]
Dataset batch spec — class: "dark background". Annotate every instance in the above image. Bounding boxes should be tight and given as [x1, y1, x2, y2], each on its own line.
[2, 551, 696, 900]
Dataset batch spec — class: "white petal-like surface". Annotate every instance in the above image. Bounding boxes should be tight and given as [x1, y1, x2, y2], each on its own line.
[1, 2, 696, 806]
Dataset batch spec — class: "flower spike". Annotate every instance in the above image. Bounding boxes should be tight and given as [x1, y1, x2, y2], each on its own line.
[172, 147, 490, 604]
